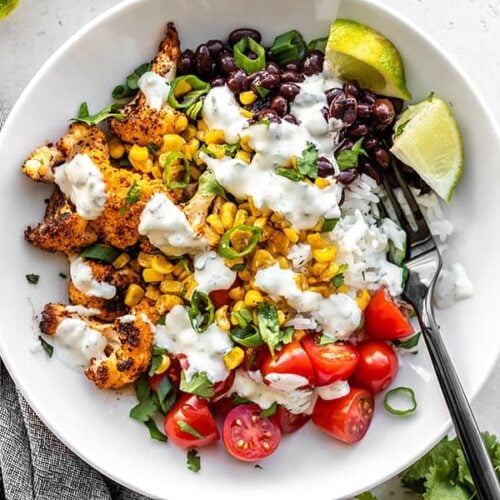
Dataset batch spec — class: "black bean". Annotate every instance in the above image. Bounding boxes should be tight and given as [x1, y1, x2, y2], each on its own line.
[251, 71, 280, 91]
[257, 108, 280, 123]
[210, 76, 226, 87]
[177, 49, 196, 75]
[348, 123, 371, 139]
[337, 169, 358, 185]
[329, 94, 357, 125]
[303, 50, 324, 76]
[218, 52, 237, 75]
[389, 97, 404, 114]
[284, 60, 303, 72]
[282, 113, 299, 124]
[281, 70, 304, 83]
[227, 28, 262, 47]
[195, 44, 214, 77]
[226, 69, 247, 93]
[360, 91, 376, 105]
[207, 39, 225, 58]
[279, 83, 300, 102]
[363, 136, 379, 151]
[358, 159, 382, 184]
[271, 95, 288, 116]
[357, 103, 373, 119]
[266, 62, 280, 75]
[317, 156, 335, 177]
[344, 80, 360, 98]
[325, 88, 345, 105]
[373, 147, 390, 168]
[373, 98, 396, 126]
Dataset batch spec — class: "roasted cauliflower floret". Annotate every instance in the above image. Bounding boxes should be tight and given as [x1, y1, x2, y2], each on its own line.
[22, 145, 64, 182]
[108, 22, 181, 147]
[40, 303, 154, 389]
[68, 260, 140, 322]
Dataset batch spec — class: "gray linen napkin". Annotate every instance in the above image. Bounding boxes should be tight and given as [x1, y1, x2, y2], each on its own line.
[0, 100, 149, 500]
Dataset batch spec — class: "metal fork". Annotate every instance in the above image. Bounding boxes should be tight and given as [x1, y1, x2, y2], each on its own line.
[380, 161, 500, 500]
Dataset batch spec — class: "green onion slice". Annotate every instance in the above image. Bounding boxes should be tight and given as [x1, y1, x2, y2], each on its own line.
[167, 75, 210, 110]
[163, 151, 191, 189]
[230, 325, 264, 348]
[218, 224, 262, 259]
[270, 30, 307, 65]
[320, 218, 339, 233]
[384, 387, 417, 416]
[188, 290, 215, 333]
[233, 37, 266, 74]
[81, 244, 121, 263]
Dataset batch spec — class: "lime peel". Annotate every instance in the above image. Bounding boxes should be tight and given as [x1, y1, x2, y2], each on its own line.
[0, 0, 20, 20]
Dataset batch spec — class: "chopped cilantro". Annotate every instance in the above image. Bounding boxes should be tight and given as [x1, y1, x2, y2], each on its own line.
[260, 402, 278, 418]
[39, 336, 53, 357]
[180, 371, 214, 399]
[119, 180, 141, 215]
[25, 274, 39, 284]
[73, 101, 125, 126]
[178, 421, 205, 439]
[187, 449, 201, 472]
[336, 138, 368, 171]
[144, 419, 167, 442]
[296, 142, 319, 179]
[112, 62, 151, 99]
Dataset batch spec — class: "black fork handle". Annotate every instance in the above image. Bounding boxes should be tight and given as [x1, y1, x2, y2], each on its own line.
[418, 312, 500, 499]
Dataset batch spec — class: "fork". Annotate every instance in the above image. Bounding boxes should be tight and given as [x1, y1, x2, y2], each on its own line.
[379, 161, 500, 500]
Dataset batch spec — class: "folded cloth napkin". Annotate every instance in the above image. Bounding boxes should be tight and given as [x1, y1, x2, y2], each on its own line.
[0, 100, 149, 500]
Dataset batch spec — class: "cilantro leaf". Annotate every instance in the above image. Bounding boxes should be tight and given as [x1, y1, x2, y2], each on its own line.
[74, 101, 125, 126]
[279, 326, 294, 346]
[178, 421, 205, 439]
[187, 449, 201, 472]
[320, 218, 338, 233]
[39, 336, 53, 357]
[336, 138, 368, 171]
[198, 170, 227, 199]
[129, 398, 158, 423]
[423, 458, 469, 500]
[331, 263, 349, 288]
[275, 167, 303, 182]
[119, 180, 141, 215]
[296, 142, 319, 179]
[319, 335, 336, 345]
[257, 303, 281, 358]
[260, 402, 278, 418]
[224, 143, 240, 157]
[26, 273, 40, 284]
[180, 371, 214, 398]
[112, 62, 151, 99]
[394, 332, 422, 350]
[144, 419, 167, 442]
[134, 377, 151, 403]
[148, 346, 167, 376]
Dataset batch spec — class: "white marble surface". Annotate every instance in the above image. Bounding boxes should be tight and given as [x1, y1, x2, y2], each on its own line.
[0, 0, 498, 498]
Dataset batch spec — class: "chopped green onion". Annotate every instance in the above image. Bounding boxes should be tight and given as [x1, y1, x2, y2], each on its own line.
[230, 325, 264, 348]
[320, 218, 338, 233]
[39, 336, 53, 357]
[188, 291, 215, 333]
[270, 30, 307, 65]
[167, 75, 210, 110]
[307, 36, 328, 51]
[384, 387, 417, 416]
[162, 150, 191, 189]
[218, 224, 262, 259]
[186, 99, 205, 120]
[231, 308, 253, 328]
[81, 244, 121, 263]
[233, 37, 266, 73]
[254, 86, 270, 99]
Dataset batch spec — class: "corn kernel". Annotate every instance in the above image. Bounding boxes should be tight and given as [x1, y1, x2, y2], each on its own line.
[220, 202, 237, 229]
[112, 253, 130, 269]
[156, 294, 184, 314]
[124, 284, 144, 308]
[235, 150, 252, 164]
[215, 305, 231, 331]
[240, 135, 253, 152]
[143, 268, 164, 283]
[197, 120, 209, 132]
[310, 285, 331, 297]
[160, 280, 183, 295]
[162, 134, 185, 152]
[315, 177, 330, 189]
[307, 233, 326, 249]
[239, 90, 257, 105]
[308, 276, 318, 285]
[224, 347, 245, 370]
[356, 289, 371, 311]
[109, 138, 125, 159]
[204, 214, 224, 235]
[182, 124, 197, 141]
[204, 129, 225, 145]
[240, 109, 254, 119]
[276, 256, 289, 269]
[313, 246, 337, 263]
[174, 80, 192, 96]
[278, 310, 286, 327]
[174, 114, 189, 133]
[293, 329, 307, 341]
[291, 156, 298, 169]
[137, 252, 154, 268]
[233, 300, 247, 312]
[294, 273, 308, 291]
[155, 354, 171, 375]
[238, 269, 252, 282]
[319, 261, 340, 282]
[129, 144, 149, 162]
[150, 255, 174, 274]
[145, 285, 162, 301]
[269, 230, 291, 255]
[234, 209, 248, 227]
[253, 216, 268, 231]
[337, 284, 349, 294]
[251, 249, 275, 272]
[183, 138, 200, 160]
[283, 227, 299, 244]
[244, 289, 264, 308]
[181, 275, 197, 300]
[151, 165, 162, 179]
[310, 261, 328, 277]
[228, 286, 245, 301]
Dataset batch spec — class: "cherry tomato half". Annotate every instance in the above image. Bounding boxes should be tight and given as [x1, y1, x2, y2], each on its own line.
[302, 336, 360, 386]
[212, 370, 236, 402]
[312, 388, 374, 444]
[223, 404, 281, 461]
[164, 394, 220, 449]
[272, 406, 310, 434]
[148, 356, 181, 391]
[209, 278, 242, 309]
[261, 340, 314, 387]
[350, 341, 399, 394]
[364, 288, 413, 341]
[243, 346, 268, 372]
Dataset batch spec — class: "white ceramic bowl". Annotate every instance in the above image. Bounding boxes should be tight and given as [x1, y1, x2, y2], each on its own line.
[0, 0, 499, 498]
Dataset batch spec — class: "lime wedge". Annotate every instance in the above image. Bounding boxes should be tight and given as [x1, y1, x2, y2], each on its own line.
[0, 0, 20, 20]
[326, 19, 412, 100]
[390, 96, 464, 202]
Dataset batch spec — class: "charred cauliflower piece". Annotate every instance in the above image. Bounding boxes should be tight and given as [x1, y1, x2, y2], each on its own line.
[108, 22, 181, 147]
[183, 192, 220, 247]
[40, 303, 154, 389]
[68, 260, 140, 322]
[22, 145, 64, 183]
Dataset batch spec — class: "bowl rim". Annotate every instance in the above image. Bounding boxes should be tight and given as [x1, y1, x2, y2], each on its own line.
[1, 0, 499, 496]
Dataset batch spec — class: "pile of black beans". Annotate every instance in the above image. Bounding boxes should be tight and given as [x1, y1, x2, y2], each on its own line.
[178, 27, 429, 192]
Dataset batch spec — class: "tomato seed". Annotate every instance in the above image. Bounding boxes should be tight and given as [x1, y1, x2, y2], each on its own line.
[263, 431, 272, 438]
[235, 419, 243, 426]
[237, 439, 248, 450]
[262, 441, 271, 451]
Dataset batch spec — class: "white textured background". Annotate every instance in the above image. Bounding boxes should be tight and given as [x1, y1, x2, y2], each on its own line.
[0, 0, 498, 497]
